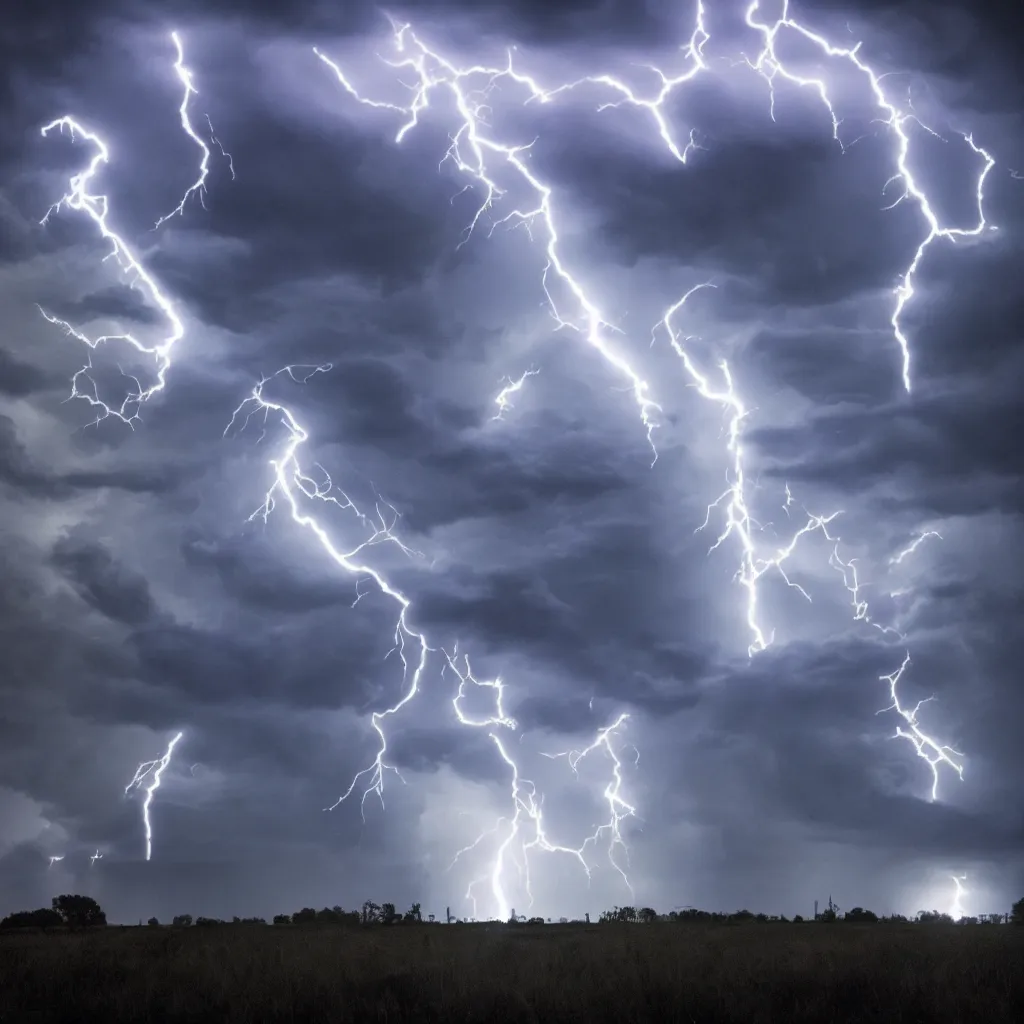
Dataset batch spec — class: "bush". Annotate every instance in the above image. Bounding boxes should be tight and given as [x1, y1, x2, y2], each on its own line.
[52, 895, 106, 928]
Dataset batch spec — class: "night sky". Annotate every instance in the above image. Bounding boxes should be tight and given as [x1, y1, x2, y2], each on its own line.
[2, 0, 1022, 925]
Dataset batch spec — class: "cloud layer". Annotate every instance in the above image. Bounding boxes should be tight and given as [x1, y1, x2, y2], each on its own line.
[1, 0, 1022, 924]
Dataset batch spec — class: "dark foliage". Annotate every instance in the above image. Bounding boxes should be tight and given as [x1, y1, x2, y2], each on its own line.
[52, 894, 106, 928]
[0, 908, 64, 930]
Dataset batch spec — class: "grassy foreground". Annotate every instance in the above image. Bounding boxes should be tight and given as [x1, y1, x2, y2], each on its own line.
[1, 921, 1021, 1022]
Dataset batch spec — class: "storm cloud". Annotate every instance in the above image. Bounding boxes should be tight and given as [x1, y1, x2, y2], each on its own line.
[1, 0, 1023, 924]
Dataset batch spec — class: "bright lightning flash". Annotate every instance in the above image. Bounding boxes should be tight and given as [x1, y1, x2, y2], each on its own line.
[37, 32, 221, 427]
[90, 850, 103, 866]
[154, 30, 235, 228]
[314, 28, 665, 461]
[878, 654, 963, 802]
[48, 855, 64, 867]
[124, 731, 184, 861]
[441, 649, 637, 919]
[37, 0, 992, 908]
[225, 365, 430, 817]
[312, 0, 983, 830]
[950, 873, 968, 920]
[492, 368, 539, 421]
[889, 530, 942, 566]
[226, 365, 638, 918]
[743, 0, 996, 393]
[656, 284, 843, 655]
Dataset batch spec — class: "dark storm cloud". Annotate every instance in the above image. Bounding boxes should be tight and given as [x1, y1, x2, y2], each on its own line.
[2, 0, 1023, 925]
[49, 284, 162, 326]
[180, 529, 355, 613]
[0, 415, 61, 497]
[752, 383, 1024, 517]
[0, 414, 195, 499]
[0, 349, 50, 397]
[52, 533, 156, 625]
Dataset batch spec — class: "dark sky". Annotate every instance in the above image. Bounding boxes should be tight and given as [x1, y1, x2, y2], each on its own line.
[2, 0, 1022, 925]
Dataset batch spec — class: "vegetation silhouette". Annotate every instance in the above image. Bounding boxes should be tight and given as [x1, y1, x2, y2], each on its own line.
[3, 892, 1022, 932]
[2, 893, 1022, 1022]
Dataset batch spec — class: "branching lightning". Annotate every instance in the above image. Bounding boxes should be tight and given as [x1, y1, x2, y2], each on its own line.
[35, 0, 996, 905]
[314, 29, 664, 460]
[877, 654, 963, 802]
[656, 284, 843, 655]
[743, 0, 997, 394]
[155, 30, 235, 228]
[37, 31, 225, 428]
[47, 855, 64, 867]
[492, 368, 539, 421]
[90, 850, 103, 866]
[225, 364, 429, 817]
[226, 358, 638, 918]
[440, 650, 637, 919]
[310, 0, 984, 828]
[124, 731, 184, 861]
[37, 35, 226, 866]
[38, 117, 184, 427]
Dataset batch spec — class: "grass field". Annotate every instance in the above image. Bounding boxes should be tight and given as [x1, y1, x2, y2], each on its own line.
[1, 921, 1021, 1022]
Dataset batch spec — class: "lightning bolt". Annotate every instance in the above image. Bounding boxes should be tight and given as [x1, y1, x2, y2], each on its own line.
[492, 368, 539, 421]
[37, 31, 225, 428]
[225, 365, 430, 817]
[950, 872, 968, 920]
[124, 731, 184, 861]
[314, 27, 664, 462]
[889, 530, 942, 566]
[656, 284, 843, 655]
[226, 364, 638, 918]
[441, 651, 637, 919]
[47, 855, 64, 867]
[313, 6, 850, 665]
[35, 0, 994, 911]
[154, 30, 234, 228]
[877, 654, 963, 802]
[90, 850, 103, 866]
[311, 1, 982, 825]
[742, 0, 997, 394]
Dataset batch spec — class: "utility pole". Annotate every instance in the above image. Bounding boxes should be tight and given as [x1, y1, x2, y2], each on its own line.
[446, 905, 451, 924]
[814, 899, 818, 921]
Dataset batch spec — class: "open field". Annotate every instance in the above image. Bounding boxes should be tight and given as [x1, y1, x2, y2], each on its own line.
[1, 921, 1021, 1022]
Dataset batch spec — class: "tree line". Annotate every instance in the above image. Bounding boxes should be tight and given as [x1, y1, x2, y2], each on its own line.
[4, 895, 1023, 931]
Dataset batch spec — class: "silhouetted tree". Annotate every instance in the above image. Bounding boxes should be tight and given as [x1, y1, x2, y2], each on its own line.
[1012, 897, 1024, 925]
[171, 914, 192, 927]
[52, 894, 106, 928]
[0, 908, 64, 930]
[273, 914, 291, 925]
[293, 908, 317, 924]
[844, 907, 878, 923]
[147, 917, 160, 927]
[381, 902, 400, 925]
[599, 906, 639, 923]
[638, 907, 658, 923]
[361, 900, 381, 924]
[404, 902, 422, 923]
